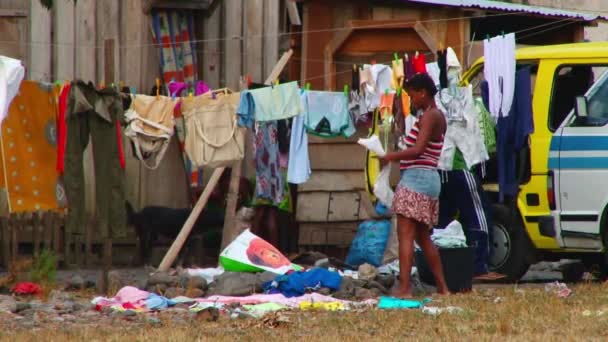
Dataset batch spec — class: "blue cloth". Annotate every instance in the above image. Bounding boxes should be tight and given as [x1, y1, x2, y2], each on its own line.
[263, 268, 342, 298]
[495, 67, 534, 202]
[145, 294, 176, 311]
[438, 170, 492, 275]
[378, 296, 431, 310]
[399, 168, 441, 198]
[236, 91, 255, 128]
[287, 112, 311, 184]
[346, 220, 391, 267]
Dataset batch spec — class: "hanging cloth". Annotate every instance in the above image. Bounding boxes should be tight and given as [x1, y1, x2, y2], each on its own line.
[484, 33, 516, 119]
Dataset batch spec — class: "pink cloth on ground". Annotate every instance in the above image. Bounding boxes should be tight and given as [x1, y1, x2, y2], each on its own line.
[196, 293, 376, 308]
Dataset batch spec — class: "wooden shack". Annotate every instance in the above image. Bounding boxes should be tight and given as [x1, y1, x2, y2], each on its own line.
[292, 0, 604, 250]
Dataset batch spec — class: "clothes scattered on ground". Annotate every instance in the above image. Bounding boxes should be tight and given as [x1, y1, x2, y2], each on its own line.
[184, 267, 225, 285]
[263, 268, 342, 298]
[422, 306, 464, 316]
[431, 220, 468, 248]
[378, 296, 431, 310]
[11, 282, 42, 295]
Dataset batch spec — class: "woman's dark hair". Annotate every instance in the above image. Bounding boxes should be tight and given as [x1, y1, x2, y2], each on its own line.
[405, 72, 438, 97]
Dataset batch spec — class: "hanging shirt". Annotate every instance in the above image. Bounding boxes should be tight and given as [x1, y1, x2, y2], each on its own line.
[287, 98, 311, 185]
[360, 64, 392, 112]
[0, 56, 24, 127]
[412, 53, 427, 74]
[496, 67, 534, 202]
[484, 33, 516, 119]
[437, 85, 489, 171]
[303, 90, 353, 138]
[245, 81, 302, 122]
[426, 62, 441, 89]
[254, 121, 284, 205]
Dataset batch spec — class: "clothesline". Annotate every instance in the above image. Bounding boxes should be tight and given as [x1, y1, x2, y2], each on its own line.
[0, 11, 530, 50]
[24, 18, 580, 87]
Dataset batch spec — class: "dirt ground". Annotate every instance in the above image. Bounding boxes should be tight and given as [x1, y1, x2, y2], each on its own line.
[2, 281, 608, 341]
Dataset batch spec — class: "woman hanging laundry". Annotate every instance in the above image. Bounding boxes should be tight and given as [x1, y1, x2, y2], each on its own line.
[379, 73, 449, 297]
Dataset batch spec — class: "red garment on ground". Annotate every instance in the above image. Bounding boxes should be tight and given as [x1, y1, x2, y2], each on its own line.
[412, 53, 427, 74]
[56, 83, 71, 174]
[12, 282, 42, 295]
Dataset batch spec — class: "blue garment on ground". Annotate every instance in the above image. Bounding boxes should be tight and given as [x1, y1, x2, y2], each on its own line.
[346, 220, 391, 267]
[378, 296, 431, 310]
[263, 268, 342, 298]
[145, 293, 176, 311]
[438, 170, 492, 275]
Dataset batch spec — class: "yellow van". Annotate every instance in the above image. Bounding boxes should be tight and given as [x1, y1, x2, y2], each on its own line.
[461, 42, 608, 281]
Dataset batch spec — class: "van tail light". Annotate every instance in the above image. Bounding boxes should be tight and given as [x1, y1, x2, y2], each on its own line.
[547, 171, 556, 210]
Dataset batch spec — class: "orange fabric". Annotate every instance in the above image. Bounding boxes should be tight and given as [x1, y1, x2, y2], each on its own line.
[401, 90, 411, 117]
[379, 93, 394, 119]
[0, 81, 62, 213]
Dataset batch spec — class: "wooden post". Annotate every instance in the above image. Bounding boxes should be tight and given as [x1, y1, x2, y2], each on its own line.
[1, 216, 9, 267]
[100, 238, 112, 295]
[32, 211, 42, 257]
[104, 39, 115, 85]
[42, 211, 53, 252]
[158, 167, 226, 271]
[11, 213, 19, 262]
[219, 50, 294, 250]
[53, 212, 64, 264]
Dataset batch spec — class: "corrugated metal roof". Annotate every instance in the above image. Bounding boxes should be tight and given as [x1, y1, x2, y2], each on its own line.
[403, 0, 605, 21]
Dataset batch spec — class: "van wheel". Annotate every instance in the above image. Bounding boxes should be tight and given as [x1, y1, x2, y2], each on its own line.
[489, 204, 531, 282]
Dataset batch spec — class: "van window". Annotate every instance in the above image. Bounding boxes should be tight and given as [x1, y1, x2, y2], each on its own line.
[570, 68, 608, 127]
[549, 65, 607, 131]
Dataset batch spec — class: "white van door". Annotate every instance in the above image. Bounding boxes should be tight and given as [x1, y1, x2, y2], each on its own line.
[550, 68, 608, 249]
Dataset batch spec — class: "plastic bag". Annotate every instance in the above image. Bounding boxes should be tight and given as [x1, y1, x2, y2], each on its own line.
[373, 165, 393, 207]
[358, 135, 386, 157]
[346, 220, 391, 267]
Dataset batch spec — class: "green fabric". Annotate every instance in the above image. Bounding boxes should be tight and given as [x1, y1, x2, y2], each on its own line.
[64, 83, 126, 239]
[452, 150, 467, 171]
[476, 97, 496, 154]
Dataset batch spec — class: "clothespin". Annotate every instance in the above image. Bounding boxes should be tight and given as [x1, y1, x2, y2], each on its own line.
[110, 83, 115, 90]
[415, 51, 419, 58]
[371, 59, 376, 65]
[189, 91, 193, 99]
[119, 81, 124, 90]
[404, 53, 409, 62]
[130, 86, 136, 96]
[275, 79, 280, 86]
[353, 64, 357, 71]
[156, 78, 160, 99]
[439, 41, 444, 51]
[246, 74, 252, 87]
[305, 82, 311, 91]
[486, 34, 490, 41]
[397, 86, 402, 96]
[100, 81, 105, 89]
[385, 88, 389, 96]
[394, 53, 399, 64]
[501, 31, 505, 37]
[344, 85, 349, 97]
[54, 80, 62, 88]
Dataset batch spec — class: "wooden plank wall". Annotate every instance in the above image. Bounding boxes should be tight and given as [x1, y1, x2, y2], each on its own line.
[14, 1, 284, 214]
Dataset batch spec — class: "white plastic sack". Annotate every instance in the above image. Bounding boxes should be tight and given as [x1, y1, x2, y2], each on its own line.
[358, 135, 386, 157]
[373, 165, 393, 207]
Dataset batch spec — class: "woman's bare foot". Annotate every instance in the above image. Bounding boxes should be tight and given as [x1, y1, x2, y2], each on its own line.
[436, 286, 450, 296]
[390, 287, 414, 299]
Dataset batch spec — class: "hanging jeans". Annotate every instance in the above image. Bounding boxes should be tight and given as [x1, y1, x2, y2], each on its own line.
[64, 82, 127, 239]
[438, 170, 492, 275]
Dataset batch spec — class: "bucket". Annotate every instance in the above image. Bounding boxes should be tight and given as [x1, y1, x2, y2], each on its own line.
[414, 247, 474, 293]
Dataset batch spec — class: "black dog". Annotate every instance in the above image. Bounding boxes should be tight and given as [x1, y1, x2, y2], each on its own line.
[126, 173, 253, 264]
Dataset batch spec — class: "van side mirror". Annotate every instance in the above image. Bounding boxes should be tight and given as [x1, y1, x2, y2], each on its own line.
[575, 96, 588, 117]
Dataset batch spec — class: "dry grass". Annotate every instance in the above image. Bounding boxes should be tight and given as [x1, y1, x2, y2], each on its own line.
[4, 283, 608, 341]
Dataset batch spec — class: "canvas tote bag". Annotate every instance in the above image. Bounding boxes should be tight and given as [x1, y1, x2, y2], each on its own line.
[182, 91, 244, 168]
[124, 94, 177, 169]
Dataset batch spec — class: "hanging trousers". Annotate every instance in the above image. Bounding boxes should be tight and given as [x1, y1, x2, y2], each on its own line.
[438, 169, 492, 275]
[64, 82, 126, 239]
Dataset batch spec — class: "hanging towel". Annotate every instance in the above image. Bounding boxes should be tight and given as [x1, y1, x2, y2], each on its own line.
[0, 56, 24, 126]
[287, 112, 310, 184]
[247, 81, 302, 122]
[303, 90, 353, 138]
